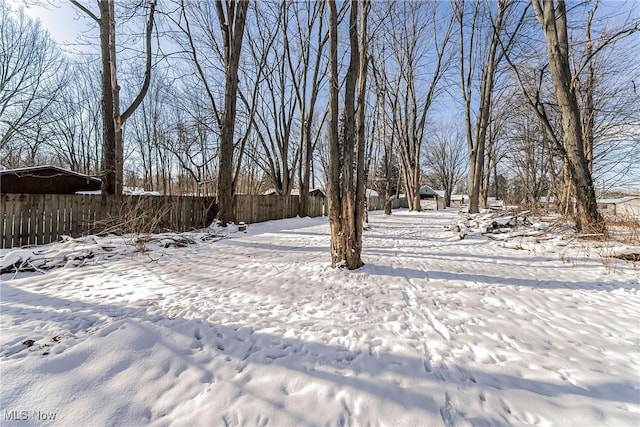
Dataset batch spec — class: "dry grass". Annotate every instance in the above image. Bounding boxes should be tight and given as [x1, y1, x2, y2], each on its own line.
[591, 215, 640, 274]
[94, 197, 174, 236]
[516, 202, 556, 217]
[604, 215, 640, 245]
[498, 208, 639, 273]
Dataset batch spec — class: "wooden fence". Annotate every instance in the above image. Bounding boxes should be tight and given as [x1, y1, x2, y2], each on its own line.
[0, 194, 217, 248]
[1, 193, 406, 248]
[234, 194, 325, 224]
[366, 196, 409, 211]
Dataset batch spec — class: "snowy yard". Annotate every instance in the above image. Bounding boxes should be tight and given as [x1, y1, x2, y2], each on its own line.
[1, 209, 639, 426]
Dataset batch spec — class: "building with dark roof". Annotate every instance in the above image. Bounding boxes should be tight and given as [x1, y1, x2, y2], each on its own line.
[0, 165, 102, 194]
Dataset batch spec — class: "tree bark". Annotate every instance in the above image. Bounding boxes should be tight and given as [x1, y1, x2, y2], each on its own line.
[109, 0, 123, 195]
[326, 0, 342, 267]
[98, 0, 116, 195]
[581, 0, 597, 174]
[349, 0, 368, 269]
[215, 0, 249, 225]
[532, 0, 605, 235]
[340, 0, 359, 269]
[326, 0, 368, 269]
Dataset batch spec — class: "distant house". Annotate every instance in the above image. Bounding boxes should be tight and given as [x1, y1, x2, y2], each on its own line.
[0, 165, 102, 195]
[419, 185, 443, 210]
[597, 197, 640, 217]
[419, 185, 438, 200]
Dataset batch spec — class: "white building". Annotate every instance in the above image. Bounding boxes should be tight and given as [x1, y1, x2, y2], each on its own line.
[597, 197, 640, 217]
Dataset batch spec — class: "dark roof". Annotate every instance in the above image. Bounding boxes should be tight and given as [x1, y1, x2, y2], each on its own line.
[1, 165, 102, 194]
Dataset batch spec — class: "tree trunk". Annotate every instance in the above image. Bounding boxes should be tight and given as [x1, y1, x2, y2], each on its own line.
[98, 0, 116, 195]
[581, 1, 597, 174]
[533, 0, 605, 235]
[400, 156, 421, 212]
[298, 119, 312, 216]
[349, 0, 368, 270]
[384, 195, 393, 215]
[340, 0, 359, 270]
[109, 0, 123, 195]
[326, 0, 368, 269]
[459, 0, 507, 214]
[383, 117, 394, 216]
[327, 0, 342, 267]
[468, 142, 484, 212]
[216, 0, 249, 225]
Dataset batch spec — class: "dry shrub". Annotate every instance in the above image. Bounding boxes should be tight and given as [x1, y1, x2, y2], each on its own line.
[94, 196, 175, 236]
[517, 202, 555, 217]
[604, 214, 640, 245]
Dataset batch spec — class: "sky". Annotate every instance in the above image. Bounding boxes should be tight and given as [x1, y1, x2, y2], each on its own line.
[6, 0, 639, 193]
[7, 0, 85, 45]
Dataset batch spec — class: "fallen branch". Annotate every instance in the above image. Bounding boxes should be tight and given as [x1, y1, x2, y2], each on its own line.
[613, 253, 640, 262]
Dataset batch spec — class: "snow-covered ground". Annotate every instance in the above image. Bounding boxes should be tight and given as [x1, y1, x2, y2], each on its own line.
[1, 209, 639, 426]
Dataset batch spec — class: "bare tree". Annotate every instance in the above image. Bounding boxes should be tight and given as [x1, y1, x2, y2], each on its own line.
[502, 104, 556, 204]
[44, 61, 103, 175]
[128, 75, 219, 196]
[214, 0, 249, 223]
[285, 1, 329, 215]
[0, 5, 66, 160]
[530, 0, 609, 234]
[243, 2, 299, 196]
[502, 1, 638, 224]
[172, 0, 248, 223]
[423, 123, 467, 208]
[129, 76, 166, 192]
[370, 48, 399, 216]
[480, 85, 512, 206]
[455, 0, 523, 213]
[572, 0, 640, 192]
[380, 1, 453, 212]
[326, 0, 369, 269]
[70, 0, 157, 195]
[495, 1, 634, 228]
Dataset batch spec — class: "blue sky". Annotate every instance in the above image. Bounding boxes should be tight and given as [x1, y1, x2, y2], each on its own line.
[8, 0, 83, 44]
[8, 0, 639, 192]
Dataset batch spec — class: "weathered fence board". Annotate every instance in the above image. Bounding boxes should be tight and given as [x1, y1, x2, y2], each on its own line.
[308, 196, 325, 217]
[1, 196, 14, 248]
